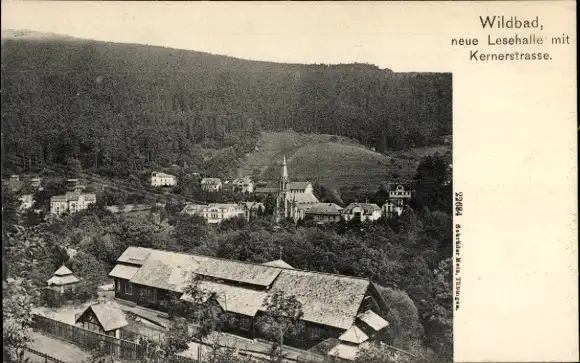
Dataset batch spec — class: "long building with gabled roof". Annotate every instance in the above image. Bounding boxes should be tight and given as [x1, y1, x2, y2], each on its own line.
[108, 246, 390, 350]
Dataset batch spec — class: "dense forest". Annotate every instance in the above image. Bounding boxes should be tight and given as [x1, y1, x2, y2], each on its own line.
[2, 31, 451, 177]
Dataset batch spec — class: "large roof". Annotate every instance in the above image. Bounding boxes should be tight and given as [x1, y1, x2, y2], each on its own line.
[77, 304, 128, 332]
[117, 247, 154, 266]
[262, 259, 294, 269]
[267, 268, 369, 329]
[128, 250, 282, 291]
[181, 280, 266, 317]
[304, 203, 343, 215]
[287, 182, 311, 191]
[111, 247, 371, 330]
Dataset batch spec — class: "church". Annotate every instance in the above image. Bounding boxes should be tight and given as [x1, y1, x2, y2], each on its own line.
[275, 156, 319, 223]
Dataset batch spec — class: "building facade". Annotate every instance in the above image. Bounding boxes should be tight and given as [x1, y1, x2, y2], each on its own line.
[75, 304, 128, 339]
[151, 172, 177, 187]
[303, 203, 343, 224]
[201, 178, 222, 192]
[388, 184, 412, 206]
[202, 203, 245, 224]
[50, 192, 96, 215]
[341, 203, 382, 222]
[242, 202, 265, 221]
[19, 194, 35, 211]
[232, 177, 254, 194]
[381, 201, 404, 219]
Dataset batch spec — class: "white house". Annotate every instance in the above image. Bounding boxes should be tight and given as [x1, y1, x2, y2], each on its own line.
[341, 203, 382, 222]
[201, 178, 222, 192]
[202, 203, 245, 224]
[151, 172, 177, 187]
[388, 184, 412, 206]
[232, 177, 254, 194]
[19, 194, 35, 211]
[50, 192, 96, 215]
[381, 200, 404, 219]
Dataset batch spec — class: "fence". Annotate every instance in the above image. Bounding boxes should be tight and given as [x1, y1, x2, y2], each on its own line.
[32, 314, 196, 363]
[24, 346, 67, 363]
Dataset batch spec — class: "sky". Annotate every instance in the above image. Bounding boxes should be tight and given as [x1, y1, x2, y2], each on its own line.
[1, 1, 452, 72]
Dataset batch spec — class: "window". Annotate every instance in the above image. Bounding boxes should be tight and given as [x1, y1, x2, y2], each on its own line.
[125, 282, 133, 295]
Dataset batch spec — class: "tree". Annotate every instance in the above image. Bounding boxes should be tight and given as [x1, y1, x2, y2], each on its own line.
[411, 154, 451, 214]
[256, 291, 304, 361]
[2, 279, 34, 363]
[167, 274, 225, 343]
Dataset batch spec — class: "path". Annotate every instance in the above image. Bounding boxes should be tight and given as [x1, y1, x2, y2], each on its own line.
[25, 331, 90, 362]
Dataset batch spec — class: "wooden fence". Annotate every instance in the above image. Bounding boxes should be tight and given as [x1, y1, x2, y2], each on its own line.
[32, 314, 196, 363]
[24, 346, 67, 363]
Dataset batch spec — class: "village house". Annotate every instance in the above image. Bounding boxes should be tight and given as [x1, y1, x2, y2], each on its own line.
[66, 178, 80, 189]
[46, 265, 81, 294]
[222, 180, 235, 193]
[242, 202, 265, 221]
[30, 177, 43, 189]
[381, 200, 405, 219]
[341, 203, 382, 222]
[50, 192, 96, 215]
[3, 174, 23, 192]
[232, 177, 254, 194]
[303, 203, 343, 224]
[387, 184, 412, 206]
[75, 303, 129, 339]
[19, 194, 35, 211]
[201, 178, 222, 192]
[202, 203, 245, 224]
[151, 172, 177, 187]
[108, 247, 390, 351]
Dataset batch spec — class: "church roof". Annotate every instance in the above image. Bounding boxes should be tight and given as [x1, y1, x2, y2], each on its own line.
[288, 182, 311, 191]
[287, 192, 319, 204]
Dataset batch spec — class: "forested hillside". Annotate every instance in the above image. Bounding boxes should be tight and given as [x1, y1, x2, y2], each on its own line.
[2, 30, 451, 177]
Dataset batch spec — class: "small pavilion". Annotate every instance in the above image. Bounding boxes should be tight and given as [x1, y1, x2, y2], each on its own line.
[46, 265, 81, 293]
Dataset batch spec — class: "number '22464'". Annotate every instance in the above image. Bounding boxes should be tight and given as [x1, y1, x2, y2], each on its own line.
[455, 192, 463, 216]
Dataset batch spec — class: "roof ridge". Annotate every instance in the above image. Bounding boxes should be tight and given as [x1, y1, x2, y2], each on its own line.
[125, 246, 371, 283]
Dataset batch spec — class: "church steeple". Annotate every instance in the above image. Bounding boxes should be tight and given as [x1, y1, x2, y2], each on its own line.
[280, 155, 289, 192]
[281, 156, 288, 181]
[276, 156, 290, 223]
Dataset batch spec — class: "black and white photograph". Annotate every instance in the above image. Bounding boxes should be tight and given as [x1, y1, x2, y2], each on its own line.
[2, 3, 454, 363]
